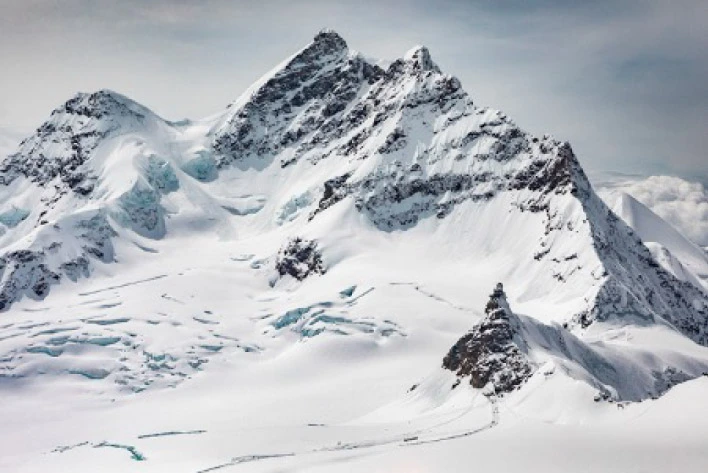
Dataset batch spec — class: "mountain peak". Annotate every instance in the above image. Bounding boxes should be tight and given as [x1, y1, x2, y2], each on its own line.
[309, 28, 348, 55]
[403, 45, 441, 73]
[0, 88, 156, 193]
[57, 89, 149, 121]
[485, 282, 512, 317]
[443, 283, 533, 393]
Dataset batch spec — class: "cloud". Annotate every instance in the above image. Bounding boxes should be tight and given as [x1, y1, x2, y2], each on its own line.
[595, 174, 708, 247]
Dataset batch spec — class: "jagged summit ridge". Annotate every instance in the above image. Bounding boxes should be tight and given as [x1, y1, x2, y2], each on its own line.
[312, 28, 348, 51]
[0, 30, 705, 358]
[59, 89, 151, 120]
[211, 30, 461, 169]
[403, 45, 441, 73]
[0, 89, 160, 194]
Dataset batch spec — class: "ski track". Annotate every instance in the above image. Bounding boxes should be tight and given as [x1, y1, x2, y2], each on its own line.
[390, 282, 473, 312]
[78, 275, 168, 296]
[45, 396, 499, 471]
[137, 430, 207, 440]
[192, 396, 499, 472]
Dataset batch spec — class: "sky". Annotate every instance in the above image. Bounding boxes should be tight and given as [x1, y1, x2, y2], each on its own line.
[0, 0, 706, 182]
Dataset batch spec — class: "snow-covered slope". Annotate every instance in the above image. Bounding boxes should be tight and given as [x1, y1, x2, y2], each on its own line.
[595, 173, 708, 248]
[441, 283, 708, 401]
[604, 191, 708, 292]
[1, 30, 707, 472]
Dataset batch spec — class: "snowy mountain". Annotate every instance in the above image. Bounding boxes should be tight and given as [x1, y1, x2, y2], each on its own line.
[1, 30, 707, 472]
[603, 191, 708, 293]
[594, 173, 708, 248]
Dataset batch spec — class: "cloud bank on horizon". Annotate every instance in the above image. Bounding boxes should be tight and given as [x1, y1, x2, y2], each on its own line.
[596, 174, 708, 248]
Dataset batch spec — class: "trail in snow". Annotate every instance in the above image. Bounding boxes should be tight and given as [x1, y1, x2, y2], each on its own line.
[47, 395, 498, 471]
[404, 395, 499, 446]
[137, 430, 207, 439]
[193, 395, 499, 472]
[197, 454, 297, 473]
[390, 282, 474, 312]
[78, 275, 169, 296]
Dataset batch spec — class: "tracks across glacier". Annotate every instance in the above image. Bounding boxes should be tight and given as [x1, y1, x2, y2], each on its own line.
[194, 395, 499, 472]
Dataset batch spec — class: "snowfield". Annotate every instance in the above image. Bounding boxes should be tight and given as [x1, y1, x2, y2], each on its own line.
[1, 30, 707, 472]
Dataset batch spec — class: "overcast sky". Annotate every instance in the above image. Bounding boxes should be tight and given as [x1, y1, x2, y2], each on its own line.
[0, 0, 706, 180]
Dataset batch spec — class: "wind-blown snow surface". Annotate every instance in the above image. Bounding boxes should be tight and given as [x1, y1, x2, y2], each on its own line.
[1, 30, 708, 472]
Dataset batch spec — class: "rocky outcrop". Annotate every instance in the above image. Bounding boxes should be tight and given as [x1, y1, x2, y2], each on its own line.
[439, 283, 708, 401]
[212, 30, 383, 168]
[443, 284, 534, 394]
[275, 237, 325, 281]
[0, 90, 148, 195]
[0, 212, 116, 311]
[0, 250, 60, 310]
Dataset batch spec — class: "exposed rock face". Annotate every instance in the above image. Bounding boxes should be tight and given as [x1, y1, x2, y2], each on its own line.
[275, 238, 325, 281]
[443, 284, 534, 394]
[212, 31, 580, 231]
[572, 190, 708, 345]
[439, 283, 708, 401]
[0, 90, 147, 195]
[0, 250, 60, 310]
[212, 30, 383, 168]
[0, 212, 116, 311]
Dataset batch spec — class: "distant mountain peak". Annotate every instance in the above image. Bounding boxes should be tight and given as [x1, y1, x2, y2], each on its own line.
[313, 28, 347, 49]
[0, 88, 159, 194]
[57, 89, 151, 121]
[403, 45, 441, 73]
[292, 28, 349, 66]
